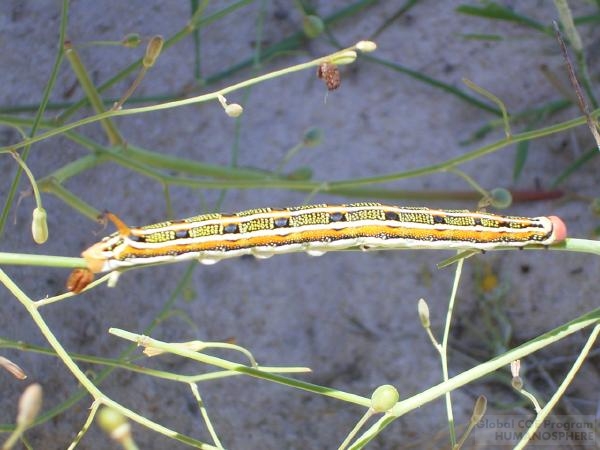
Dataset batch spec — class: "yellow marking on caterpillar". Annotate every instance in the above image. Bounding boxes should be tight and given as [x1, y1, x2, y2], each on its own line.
[67, 203, 567, 293]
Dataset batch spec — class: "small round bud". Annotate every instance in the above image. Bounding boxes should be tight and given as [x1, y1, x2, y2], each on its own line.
[302, 127, 323, 147]
[97, 406, 128, 434]
[331, 50, 357, 66]
[371, 384, 399, 412]
[31, 207, 48, 244]
[489, 188, 512, 209]
[143, 35, 164, 68]
[16, 383, 43, 427]
[356, 40, 377, 52]
[121, 33, 141, 48]
[303, 15, 324, 39]
[417, 298, 430, 328]
[225, 103, 243, 118]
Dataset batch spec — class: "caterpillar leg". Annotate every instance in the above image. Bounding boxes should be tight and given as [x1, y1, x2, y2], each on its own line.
[67, 268, 94, 293]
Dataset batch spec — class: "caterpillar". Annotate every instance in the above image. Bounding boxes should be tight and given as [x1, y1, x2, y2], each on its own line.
[67, 202, 567, 293]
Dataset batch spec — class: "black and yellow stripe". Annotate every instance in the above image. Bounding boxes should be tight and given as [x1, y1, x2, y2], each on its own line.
[76, 203, 567, 277]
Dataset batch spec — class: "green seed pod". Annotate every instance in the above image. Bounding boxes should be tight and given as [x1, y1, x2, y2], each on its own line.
[371, 384, 399, 413]
[225, 103, 243, 118]
[31, 207, 48, 244]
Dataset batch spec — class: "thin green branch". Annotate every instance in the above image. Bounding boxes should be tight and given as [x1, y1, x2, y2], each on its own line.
[0, 338, 309, 387]
[349, 307, 600, 448]
[0, 0, 69, 238]
[514, 324, 600, 449]
[203, 0, 377, 83]
[111, 329, 372, 408]
[1, 264, 198, 434]
[0, 43, 366, 153]
[63, 42, 123, 144]
[1, 238, 595, 276]
[0, 253, 86, 270]
[462, 78, 511, 137]
[329, 111, 597, 189]
[363, 55, 502, 115]
[455, 3, 549, 34]
[0, 269, 217, 449]
[56, 0, 256, 123]
[39, 180, 101, 221]
[22, 115, 588, 201]
[441, 257, 464, 446]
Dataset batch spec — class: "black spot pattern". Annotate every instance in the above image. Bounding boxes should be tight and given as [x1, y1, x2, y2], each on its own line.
[329, 212, 345, 222]
[223, 224, 239, 234]
[274, 217, 289, 228]
[175, 229, 189, 239]
[384, 211, 399, 221]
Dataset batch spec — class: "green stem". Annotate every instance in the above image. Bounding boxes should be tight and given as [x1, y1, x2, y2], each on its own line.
[0, 337, 307, 386]
[63, 43, 123, 145]
[39, 179, 101, 220]
[111, 328, 371, 408]
[1, 264, 198, 434]
[349, 308, 600, 448]
[0, 253, 85, 270]
[9, 151, 43, 207]
[203, 0, 377, 83]
[0, 44, 366, 154]
[513, 324, 600, 449]
[0, 238, 595, 274]
[0, 269, 217, 449]
[441, 257, 464, 446]
[0, 0, 68, 238]
[66, 401, 100, 450]
[56, 0, 256, 123]
[329, 112, 597, 189]
[363, 55, 502, 115]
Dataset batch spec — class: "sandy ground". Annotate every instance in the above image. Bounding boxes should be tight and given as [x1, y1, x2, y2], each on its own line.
[1, 1, 598, 449]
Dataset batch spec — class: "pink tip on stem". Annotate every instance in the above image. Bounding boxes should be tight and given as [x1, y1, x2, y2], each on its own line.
[548, 216, 567, 242]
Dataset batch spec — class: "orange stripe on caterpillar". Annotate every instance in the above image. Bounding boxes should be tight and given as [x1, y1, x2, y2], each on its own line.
[67, 203, 567, 293]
